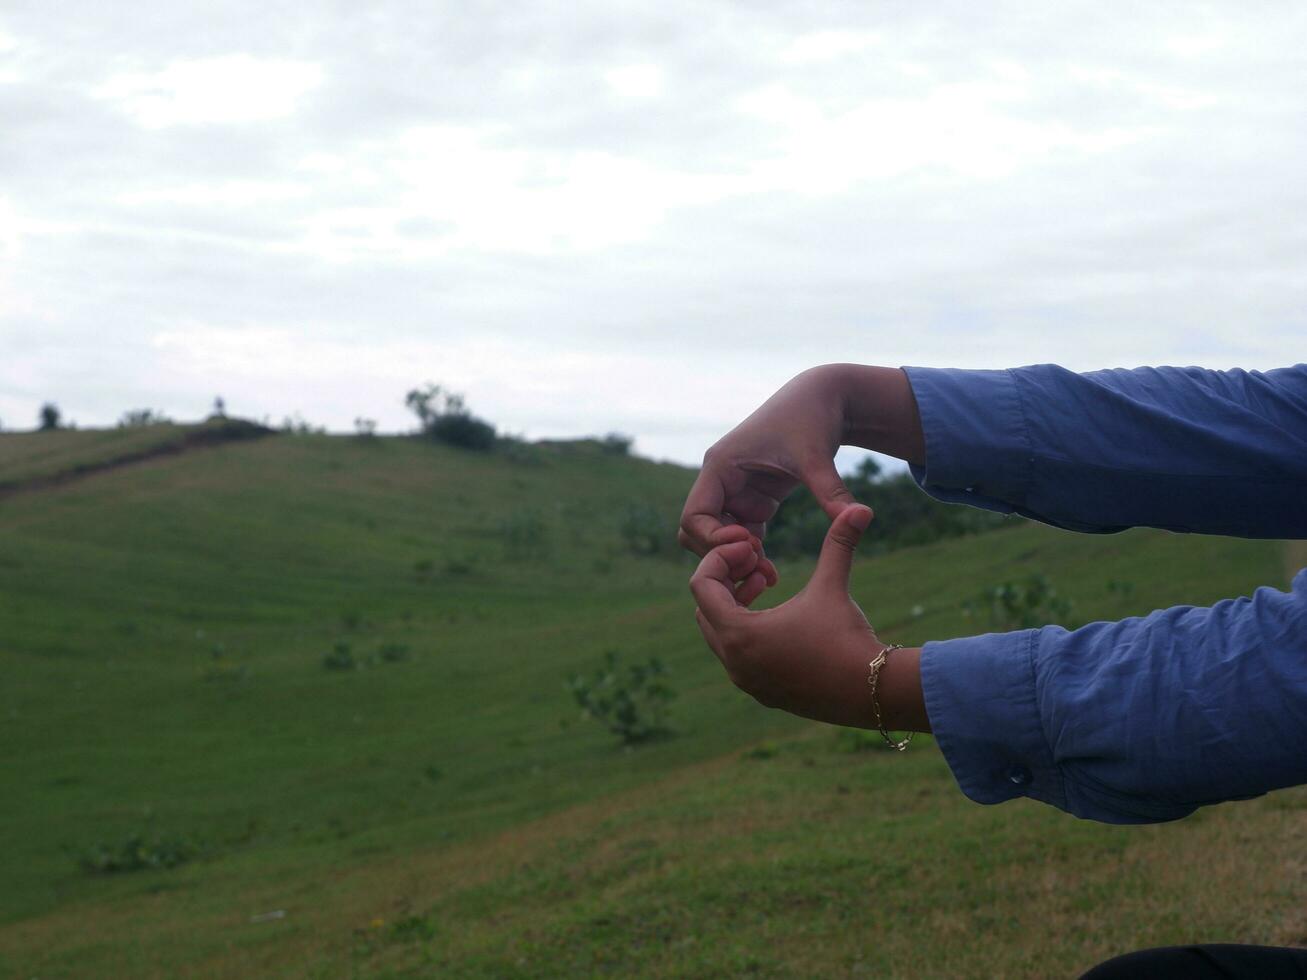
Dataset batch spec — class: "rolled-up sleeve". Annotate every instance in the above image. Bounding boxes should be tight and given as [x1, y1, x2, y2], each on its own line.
[902, 362, 1307, 823]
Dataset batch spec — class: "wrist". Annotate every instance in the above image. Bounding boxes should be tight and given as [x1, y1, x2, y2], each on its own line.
[823, 364, 926, 466]
[870, 644, 930, 734]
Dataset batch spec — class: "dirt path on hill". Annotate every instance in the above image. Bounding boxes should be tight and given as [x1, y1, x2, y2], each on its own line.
[0, 421, 273, 500]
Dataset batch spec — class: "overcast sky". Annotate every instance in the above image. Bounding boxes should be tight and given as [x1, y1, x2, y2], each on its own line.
[2, 1, 1304, 466]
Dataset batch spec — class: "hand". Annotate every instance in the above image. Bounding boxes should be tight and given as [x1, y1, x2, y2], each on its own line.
[691, 504, 896, 728]
[678, 365, 855, 586]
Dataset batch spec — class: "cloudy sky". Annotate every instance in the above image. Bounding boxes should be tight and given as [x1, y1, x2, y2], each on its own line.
[2, 1, 1304, 466]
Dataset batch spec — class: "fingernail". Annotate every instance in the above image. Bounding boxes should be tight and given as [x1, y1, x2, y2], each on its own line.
[848, 506, 872, 531]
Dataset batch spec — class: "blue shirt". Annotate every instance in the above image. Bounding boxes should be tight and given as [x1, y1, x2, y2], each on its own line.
[902, 363, 1307, 824]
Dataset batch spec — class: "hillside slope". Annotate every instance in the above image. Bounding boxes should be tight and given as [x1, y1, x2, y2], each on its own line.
[0, 432, 1299, 977]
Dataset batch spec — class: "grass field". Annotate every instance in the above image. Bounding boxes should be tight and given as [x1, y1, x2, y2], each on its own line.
[1, 430, 1302, 978]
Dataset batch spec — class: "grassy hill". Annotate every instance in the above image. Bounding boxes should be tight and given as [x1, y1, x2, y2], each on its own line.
[0, 430, 1302, 978]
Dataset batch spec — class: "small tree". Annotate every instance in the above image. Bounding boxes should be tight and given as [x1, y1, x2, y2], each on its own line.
[211, 396, 226, 419]
[353, 416, 378, 439]
[405, 383, 496, 451]
[38, 403, 61, 431]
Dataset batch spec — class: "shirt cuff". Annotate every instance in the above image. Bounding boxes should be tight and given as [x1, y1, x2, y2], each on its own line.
[920, 629, 1065, 812]
[900, 366, 1033, 516]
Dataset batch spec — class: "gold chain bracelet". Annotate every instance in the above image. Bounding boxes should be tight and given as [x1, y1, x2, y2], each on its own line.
[868, 642, 913, 752]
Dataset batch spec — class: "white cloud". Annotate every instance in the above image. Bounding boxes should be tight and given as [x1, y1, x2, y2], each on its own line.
[779, 30, 882, 65]
[294, 124, 741, 255]
[1164, 34, 1224, 58]
[735, 80, 1149, 188]
[93, 55, 323, 128]
[605, 63, 664, 99]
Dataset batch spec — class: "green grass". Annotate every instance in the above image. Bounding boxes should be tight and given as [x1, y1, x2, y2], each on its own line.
[0, 430, 1301, 978]
[0, 417, 267, 491]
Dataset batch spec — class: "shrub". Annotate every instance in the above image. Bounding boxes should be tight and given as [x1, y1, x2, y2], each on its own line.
[280, 413, 325, 435]
[975, 573, 1075, 630]
[618, 501, 674, 556]
[323, 642, 357, 671]
[377, 642, 410, 663]
[599, 432, 633, 455]
[428, 411, 496, 450]
[119, 408, 171, 427]
[75, 832, 197, 874]
[567, 650, 676, 745]
[38, 402, 61, 431]
[405, 383, 496, 451]
[353, 417, 378, 439]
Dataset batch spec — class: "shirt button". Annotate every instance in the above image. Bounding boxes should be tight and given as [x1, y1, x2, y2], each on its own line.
[1007, 765, 1032, 786]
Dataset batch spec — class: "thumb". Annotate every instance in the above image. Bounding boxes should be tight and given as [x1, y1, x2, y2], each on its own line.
[804, 460, 856, 521]
[810, 504, 873, 593]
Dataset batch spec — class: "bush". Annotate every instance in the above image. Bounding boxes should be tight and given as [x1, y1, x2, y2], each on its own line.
[567, 650, 676, 745]
[972, 573, 1075, 630]
[280, 413, 325, 435]
[618, 501, 674, 556]
[428, 411, 496, 451]
[323, 642, 357, 671]
[353, 417, 378, 439]
[377, 642, 410, 663]
[75, 832, 197, 874]
[599, 432, 633, 455]
[405, 383, 496, 451]
[119, 408, 171, 427]
[38, 402, 61, 431]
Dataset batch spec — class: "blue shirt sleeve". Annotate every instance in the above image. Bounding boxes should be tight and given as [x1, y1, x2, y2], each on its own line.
[901, 364, 1307, 538]
[902, 363, 1307, 824]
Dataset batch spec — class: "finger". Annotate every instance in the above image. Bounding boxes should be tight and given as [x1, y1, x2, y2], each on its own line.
[804, 458, 856, 522]
[720, 486, 780, 526]
[747, 534, 779, 588]
[715, 523, 752, 546]
[679, 465, 728, 557]
[684, 517, 758, 556]
[809, 504, 873, 594]
[734, 569, 768, 607]
[689, 541, 757, 626]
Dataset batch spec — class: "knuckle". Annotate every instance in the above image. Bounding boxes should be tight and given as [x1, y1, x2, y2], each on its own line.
[830, 532, 856, 551]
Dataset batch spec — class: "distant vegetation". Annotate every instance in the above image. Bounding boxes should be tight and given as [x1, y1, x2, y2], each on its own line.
[118, 408, 171, 427]
[74, 830, 198, 875]
[405, 383, 497, 450]
[12, 385, 1013, 564]
[973, 572, 1078, 631]
[567, 650, 677, 745]
[769, 457, 1015, 558]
